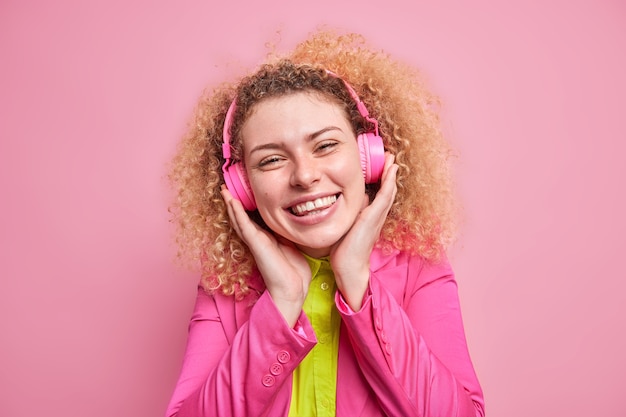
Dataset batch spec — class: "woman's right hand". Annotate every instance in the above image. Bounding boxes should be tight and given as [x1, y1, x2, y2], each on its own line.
[221, 186, 312, 327]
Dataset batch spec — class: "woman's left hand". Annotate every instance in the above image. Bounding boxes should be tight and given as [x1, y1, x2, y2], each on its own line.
[329, 152, 398, 311]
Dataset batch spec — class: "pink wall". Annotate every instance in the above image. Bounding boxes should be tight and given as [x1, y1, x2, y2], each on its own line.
[1, 1, 625, 416]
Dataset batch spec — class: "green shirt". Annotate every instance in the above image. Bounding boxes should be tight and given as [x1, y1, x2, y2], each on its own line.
[288, 254, 341, 417]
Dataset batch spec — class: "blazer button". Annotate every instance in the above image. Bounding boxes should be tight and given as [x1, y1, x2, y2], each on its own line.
[270, 362, 283, 376]
[375, 316, 382, 330]
[277, 350, 291, 364]
[262, 374, 275, 387]
[385, 343, 393, 355]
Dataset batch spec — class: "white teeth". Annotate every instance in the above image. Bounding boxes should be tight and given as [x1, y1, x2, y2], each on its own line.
[292, 195, 337, 215]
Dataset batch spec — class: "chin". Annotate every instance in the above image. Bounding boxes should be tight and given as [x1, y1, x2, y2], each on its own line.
[291, 231, 346, 257]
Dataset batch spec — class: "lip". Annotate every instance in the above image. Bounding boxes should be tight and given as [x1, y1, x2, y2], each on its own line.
[283, 192, 340, 210]
[284, 193, 342, 225]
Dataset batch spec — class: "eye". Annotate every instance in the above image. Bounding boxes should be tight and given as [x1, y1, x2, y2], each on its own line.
[315, 141, 339, 154]
[256, 155, 285, 169]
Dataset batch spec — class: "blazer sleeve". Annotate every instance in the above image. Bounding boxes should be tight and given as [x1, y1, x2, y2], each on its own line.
[165, 287, 317, 417]
[336, 254, 485, 417]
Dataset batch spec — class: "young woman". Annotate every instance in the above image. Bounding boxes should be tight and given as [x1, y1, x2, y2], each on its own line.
[166, 31, 485, 417]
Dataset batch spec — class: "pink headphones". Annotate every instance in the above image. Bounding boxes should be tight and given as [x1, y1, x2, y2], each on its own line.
[222, 71, 385, 211]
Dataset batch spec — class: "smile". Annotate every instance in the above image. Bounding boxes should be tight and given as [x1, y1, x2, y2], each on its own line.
[289, 194, 338, 216]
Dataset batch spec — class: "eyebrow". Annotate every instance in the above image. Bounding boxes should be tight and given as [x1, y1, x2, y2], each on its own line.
[247, 126, 343, 155]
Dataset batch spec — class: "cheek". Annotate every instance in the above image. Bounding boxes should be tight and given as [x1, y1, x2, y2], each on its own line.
[343, 158, 367, 189]
[342, 144, 366, 179]
[248, 174, 282, 213]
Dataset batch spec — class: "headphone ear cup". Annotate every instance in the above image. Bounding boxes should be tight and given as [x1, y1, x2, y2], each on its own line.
[223, 162, 256, 211]
[357, 132, 385, 183]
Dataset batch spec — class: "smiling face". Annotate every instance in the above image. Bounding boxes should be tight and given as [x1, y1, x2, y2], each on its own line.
[241, 91, 366, 258]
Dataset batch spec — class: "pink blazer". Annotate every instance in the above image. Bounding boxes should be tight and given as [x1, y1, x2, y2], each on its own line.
[165, 248, 485, 417]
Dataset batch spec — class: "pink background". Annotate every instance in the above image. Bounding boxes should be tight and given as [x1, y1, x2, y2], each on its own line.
[1, 1, 625, 416]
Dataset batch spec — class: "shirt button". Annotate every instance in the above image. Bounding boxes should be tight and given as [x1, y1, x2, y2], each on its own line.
[277, 350, 291, 364]
[270, 362, 283, 375]
[320, 282, 329, 291]
[319, 335, 328, 344]
[321, 398, 330, 408]
[262, 374, 275, 387]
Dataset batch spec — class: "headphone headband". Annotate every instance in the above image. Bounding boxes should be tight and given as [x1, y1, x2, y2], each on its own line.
[325, 70, 379, 137]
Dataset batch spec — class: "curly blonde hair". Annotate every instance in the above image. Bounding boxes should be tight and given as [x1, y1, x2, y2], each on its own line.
[169, 30, 456, 298]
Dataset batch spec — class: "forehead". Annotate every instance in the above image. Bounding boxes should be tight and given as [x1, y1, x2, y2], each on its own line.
[242, 91, 349, 131]
[248, 89, 344, 118]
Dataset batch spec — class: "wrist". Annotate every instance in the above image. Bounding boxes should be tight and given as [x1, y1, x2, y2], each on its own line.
[267, 287, 307, 328]
[335, 267, 369, 311]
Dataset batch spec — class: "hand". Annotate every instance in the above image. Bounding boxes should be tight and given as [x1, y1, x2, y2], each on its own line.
[221, 186, 312, 327]
[329, 153, 398, 311]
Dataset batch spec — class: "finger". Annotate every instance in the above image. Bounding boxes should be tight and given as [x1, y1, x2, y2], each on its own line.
[223, 193, 243, 238]
[380, 153, 398, 192]
[367, 157, 398, 217]
[380, 154, 398, 199]
[221, 186, 256, 241]
[382, 152, 395, 177]
[380, 163, 398, 207]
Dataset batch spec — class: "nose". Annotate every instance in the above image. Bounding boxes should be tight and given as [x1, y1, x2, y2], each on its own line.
[289, 156, 321, 188]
